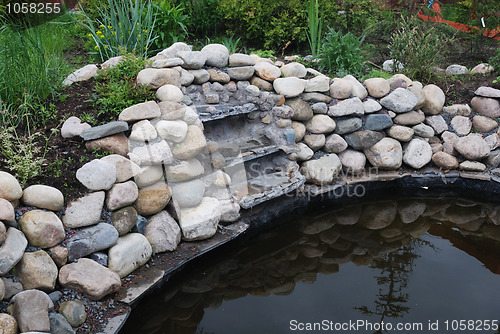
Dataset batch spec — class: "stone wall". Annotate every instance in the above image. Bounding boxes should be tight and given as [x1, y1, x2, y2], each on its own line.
[1, 41, 500, 333]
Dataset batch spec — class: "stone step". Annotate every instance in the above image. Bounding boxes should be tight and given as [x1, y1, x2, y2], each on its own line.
[237, 170, 306, 209]
[197, 103, 257, 122]
[224, 145, 281, 169]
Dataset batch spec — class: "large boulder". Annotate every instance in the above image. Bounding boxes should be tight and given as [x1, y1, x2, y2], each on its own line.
[281, 62, 307, 78]
[18, 210, 65, 248]
[364, 138, 403, 170]
[471, 97, 500, 118]
[118, 101, 161, 122]
[144, 211, 181, 253]
[156, 120, 188, 143]
[179, 197, 221, 241]
[108, 233, 152, 278]
[254, 62, 281, 81]
[59, 258, 121, 300]
[137, 68, 181, 88]
[300, 154, 342, 185]
[128, 140, 174, 165]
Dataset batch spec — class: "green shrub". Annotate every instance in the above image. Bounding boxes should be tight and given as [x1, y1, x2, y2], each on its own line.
[490, 48, 500, 74]
[79, 0, 157, 61]
[151, 0, 188, 51]
[361, 69, 393, 81]
[389, 16, 453, 82]
[91, 54, 155, 124]
[317, 28, 365, 77]
[306, 0, 322, 57]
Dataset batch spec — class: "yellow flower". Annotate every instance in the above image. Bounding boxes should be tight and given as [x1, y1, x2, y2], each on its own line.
[88, 33, 92, 37]
[94, 45, 99, 50]
[96, 30, 102, 35]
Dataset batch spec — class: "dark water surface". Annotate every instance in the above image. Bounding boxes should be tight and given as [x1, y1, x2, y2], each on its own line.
[121, 196, 500, 334]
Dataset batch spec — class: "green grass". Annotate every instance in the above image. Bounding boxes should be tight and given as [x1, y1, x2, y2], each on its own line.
[0, 13, 77, 127]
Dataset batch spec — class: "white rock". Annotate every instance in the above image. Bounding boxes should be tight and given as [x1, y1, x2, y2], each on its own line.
[128, 140, 173, 165]
[101, 155, 141, 183]
[102, 55, 125, 69]
[363, 78, 390, 98]
[380, 87, 418, 113]
[157, 42, 192, 58]
[61, 117, 91, 138]
[63, 64, 98, 86]
[254, 62, 281, 82]
[118, 101, 161, 122]
[0, 199, 14, 224]
[471, 63, 494, 74]
[178, 51, 207, 69]
[229, 53, 256, 67]
[145, 210, 181, 253]
[328, 97, 364, 117]
[201, 44, 229, 67]
[422, 84, 445, 115]
[165, 158, 204, 182]
[425, 115, 448, 134]
[129, 120, 158, 142]
[363, 138, 403, 170]
[106, 181, 138, 211]
[273, 77, 306, 98]
[108, 233, 152, 278]
[134, 165, 164, 188]
[387, 125, 414, 142]
[383, 59, 403, 71]
[22, 185, 64, 211]
[0, 171, 22, 201]
[329, 78, 352, 99]
[343, 75, 368, 99]
[76, 159, 116, 191]
[156, 84, 184, 102]
[63, 192, 105, 228]
[305, 75, 330, 92]
[296, 143, 314, 161]
[136, 68, 181, 89]
[446, 64, 468, 75]
[451, 116, 472, 136]
[403, 138, 432, 169]
[306, 115, 336, 134]
[363, 99, 382, 113]
[338, 149, 366, 174]
[454, 134, 490, 160]
[179, 197, 221, 241]
[281, 62, 307, 78]
[300, 154, 342, 185]
[152, 57, 184, 68]
[156, 120, 188, 143]
[0, 228, 28, 275]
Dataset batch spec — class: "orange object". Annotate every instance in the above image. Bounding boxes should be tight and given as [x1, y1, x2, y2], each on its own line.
[417, 2, 500, 40]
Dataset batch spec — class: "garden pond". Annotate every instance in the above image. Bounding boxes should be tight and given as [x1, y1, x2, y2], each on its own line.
[120, 195, 500, 334]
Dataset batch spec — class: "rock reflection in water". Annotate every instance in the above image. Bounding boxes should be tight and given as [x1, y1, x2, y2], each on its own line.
[121, 197, 500, 334]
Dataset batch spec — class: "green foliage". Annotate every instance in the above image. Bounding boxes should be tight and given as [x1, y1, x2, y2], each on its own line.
[250, 50, 276, 61]
[151, 0, 188, 51]
[0, 123, 53, 187]
[334, 0, 381, 34]
[389, 16, 454, 82]
[306, 0, 322, 57]
[219, 35, 241, 54]
[218, 0, 307, 51]
[0, 15, 72, 127]
[361, 69, 393, 81]
[92, 54, 155, 123]
[172, 0, 221, 38]
[317, 28, 365, 77]
[440, 0, 500, 31]
[488, 45, 500, 74]
[79, 0, 157, 61]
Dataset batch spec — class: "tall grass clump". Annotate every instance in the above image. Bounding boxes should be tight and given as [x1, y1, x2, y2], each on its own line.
[79, 0, 157, 61]
[389, 16, 454, 82]
[317, 27, 365, 77]
[0, 17, 71, 127]
[306, 0, 322, 57]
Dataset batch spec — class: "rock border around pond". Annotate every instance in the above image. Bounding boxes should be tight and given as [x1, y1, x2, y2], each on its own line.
[1, 42, 500, 333]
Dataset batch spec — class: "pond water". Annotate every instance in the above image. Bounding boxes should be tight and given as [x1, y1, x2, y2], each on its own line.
[121, 196, 500, 334]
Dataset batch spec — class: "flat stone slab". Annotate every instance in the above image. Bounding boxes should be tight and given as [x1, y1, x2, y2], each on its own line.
[80, 122, 129, 141]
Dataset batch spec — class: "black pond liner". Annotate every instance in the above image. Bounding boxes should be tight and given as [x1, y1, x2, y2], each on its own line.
[104, 173, 500, 333]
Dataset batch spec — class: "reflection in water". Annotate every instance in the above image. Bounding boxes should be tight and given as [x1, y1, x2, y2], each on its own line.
[121, 197, 500, 334]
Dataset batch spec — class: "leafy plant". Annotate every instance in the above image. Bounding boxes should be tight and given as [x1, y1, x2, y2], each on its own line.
[389, 15, 454, 82]
[152, 0, 188, 52]
[0, 122, 54, 187]
[250, 49, 276, 61]
[317, 27, 365, 77]
[92, 54, 155, 121]
[306, 0, 322, 57]
[220, 35, 241, 54]
[79, 0, 157, 61]
[489, 48, 500, 74]
[361, 69, 393, 81]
